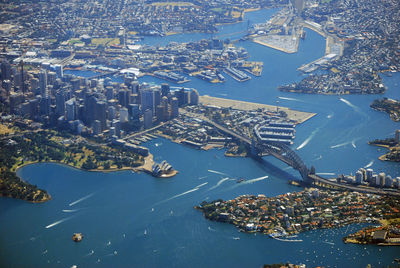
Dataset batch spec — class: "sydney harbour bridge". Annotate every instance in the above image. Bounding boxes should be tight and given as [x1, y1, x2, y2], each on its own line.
[186, 111, 400, 197]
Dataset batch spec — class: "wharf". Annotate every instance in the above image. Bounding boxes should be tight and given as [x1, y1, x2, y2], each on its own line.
[199, 95, 316, 124]
[253, 34, 299, 54]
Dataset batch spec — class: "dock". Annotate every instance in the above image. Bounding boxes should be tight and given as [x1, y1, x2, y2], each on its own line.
[199, 95, 316, 124]
[253, 34, 299, 54]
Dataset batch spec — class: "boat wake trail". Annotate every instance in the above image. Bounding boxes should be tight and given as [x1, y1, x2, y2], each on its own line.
[278, 96, 302, 102]
[156, 182, 208, 205]
[273, 237, 303, 242]
[230, 176, 268, 189]
[85, 250, 95, 257]
[339, 98, 358, 111]
[330, 141, 351, 149]
[208, 169, 228, 176]
[62, 209, 80, 213]
[45, 216, 74, 229]
[314, 155, 323, 161]
[69, 193, 95, 207]
[198, 176, 208, 180]
[323, 241, 335, 246]
[208, 226, 216, 232]
[296, 127, 320, 150]
[364, 160, 374, 168]
[208, 177, 230, 191]
[316, 173, 336, 176]
[351, 140, 357, 148]
[242, 175, 268, 185]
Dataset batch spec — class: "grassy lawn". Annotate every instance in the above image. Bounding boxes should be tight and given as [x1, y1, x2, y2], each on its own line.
[150, 2, 194, 7]
[91, 38, 120, 46]
[68, 38, 84, 45]
[0, 124, 14, 135]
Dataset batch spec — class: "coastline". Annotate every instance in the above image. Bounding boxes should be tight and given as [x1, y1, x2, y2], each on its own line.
[15, 153, 178, 177]
[199, 95, 316, 124]
[9, 152, 178, 204]
[0, 192, 51, 203]
[368, 143, 400, 162]
[252, 37, 298, 54]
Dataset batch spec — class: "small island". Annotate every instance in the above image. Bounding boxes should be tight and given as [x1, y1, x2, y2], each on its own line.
[371, 98, 400, 122]
[369, 130, 400, 162]
[195, 188, 400, 242]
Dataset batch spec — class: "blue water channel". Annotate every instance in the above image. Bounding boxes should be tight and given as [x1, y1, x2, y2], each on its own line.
[1, 8, 400, 268]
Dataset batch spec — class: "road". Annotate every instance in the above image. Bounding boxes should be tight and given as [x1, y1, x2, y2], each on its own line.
[180, 109, 252, 144]
[309, 174, 400, 197]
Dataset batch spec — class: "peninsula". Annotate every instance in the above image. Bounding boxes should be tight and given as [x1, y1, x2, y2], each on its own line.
[195, 188, 400, 241]
[369, 132, 400, 163]
[0, 125, 177, 203]
[370, 98, 400, 122]
[343, 218, 400, 246]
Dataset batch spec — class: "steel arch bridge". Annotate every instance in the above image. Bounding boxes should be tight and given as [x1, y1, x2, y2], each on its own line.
[251, 139, 310, 181]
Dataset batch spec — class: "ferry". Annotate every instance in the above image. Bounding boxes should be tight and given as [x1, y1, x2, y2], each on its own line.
[236, 178, 246, 183]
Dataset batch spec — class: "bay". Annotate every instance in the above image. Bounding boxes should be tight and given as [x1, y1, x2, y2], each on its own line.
[1, 8, 400, 268]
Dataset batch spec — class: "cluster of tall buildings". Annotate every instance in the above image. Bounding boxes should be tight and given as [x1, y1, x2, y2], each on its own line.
[0, 59, 199, 137]
[342, 168, 400, 190]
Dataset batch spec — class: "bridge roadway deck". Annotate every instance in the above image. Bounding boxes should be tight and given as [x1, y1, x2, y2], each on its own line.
[179, 111, 400, 196]
[309, 174, 400, 197]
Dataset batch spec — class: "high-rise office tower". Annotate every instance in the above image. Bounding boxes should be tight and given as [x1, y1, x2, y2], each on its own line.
[190, 89, 199, 105]
[54, 65, 63, 78]
[120, 107, 129, 123]
[161, 83, 170, 97]
[1, 60, 11, 81]
[65, 98, 76, 121]
[39, 70, 47, 96]
[143, 109, 153, 129]
[141, 89, 154, 113]
[171, 97, 179, 118]
[154, 88, 161, 108]
[95, 101, 107, 131]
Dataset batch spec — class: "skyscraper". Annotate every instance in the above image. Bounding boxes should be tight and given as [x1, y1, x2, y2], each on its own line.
[39, 70, 47, 96]
[120, 107, 129, 123]
[141, 89, 154, 113]
[65, 98, 76, 121]
[171, 97, 179, 118]
[176, 88, 185, 107]
[95, 101, 107, 131]
[161, 83, 170, 97]
[40, 94, 51, 115]
[154, 88, 161, 108]
[190, 89, 199, 105]
[290, 0, 304, 15]
[1, 60, 11, 81]
[54, 65, 63, 78]
[143, 109, 153, 129]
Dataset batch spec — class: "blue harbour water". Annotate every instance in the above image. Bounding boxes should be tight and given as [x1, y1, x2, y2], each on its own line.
[1, 8, 400, 268]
